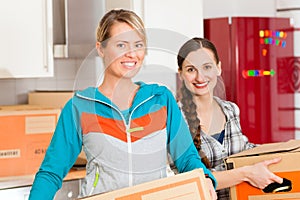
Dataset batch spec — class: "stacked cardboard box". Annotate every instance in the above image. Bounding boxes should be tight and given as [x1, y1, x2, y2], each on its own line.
[225, 139, 300, 200]
[0, 105, 60, 177]
[28, 91, 74, 109]
[28, 91, 87, 166]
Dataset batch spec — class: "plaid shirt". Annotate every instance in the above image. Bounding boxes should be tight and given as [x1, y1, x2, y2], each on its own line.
[178, 97, 256, 200]
[202, 97, 256, 170]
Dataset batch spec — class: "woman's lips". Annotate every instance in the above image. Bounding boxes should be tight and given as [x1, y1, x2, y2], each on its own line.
[121, 61, 137, 69]
[194, 81, 209, 89]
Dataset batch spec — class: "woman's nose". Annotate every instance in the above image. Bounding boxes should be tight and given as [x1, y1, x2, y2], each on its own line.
[124, 46, 137, 57]
[196, 70, 206, 81]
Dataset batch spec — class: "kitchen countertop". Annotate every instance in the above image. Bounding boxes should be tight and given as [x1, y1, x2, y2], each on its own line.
[0, 168, 86, 190]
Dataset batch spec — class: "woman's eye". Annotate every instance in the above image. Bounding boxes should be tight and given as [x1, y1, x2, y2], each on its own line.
[187, 68, 195, 72]
[117, 43, 125, 48]
[136, 43, 144, 48]
[203, 64, 212, 70]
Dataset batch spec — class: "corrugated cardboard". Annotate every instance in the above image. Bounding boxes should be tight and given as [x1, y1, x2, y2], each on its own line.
[0, 105, 60, 177]
[28, 91, 74, 109]
[225, 139, 300, 200]
[248, 192, 300, 200]
[78, 169, 211, 200]
[28, 91, 87, 166]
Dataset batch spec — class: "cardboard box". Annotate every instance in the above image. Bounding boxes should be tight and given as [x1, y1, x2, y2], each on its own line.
[0, 105, 60, 177]
[225, 139, 300, 200]
[248, 192, 300, 200]
[79, 169, 211, 200]
[28, 91, 74, 109]
[28, 91, 87, 166]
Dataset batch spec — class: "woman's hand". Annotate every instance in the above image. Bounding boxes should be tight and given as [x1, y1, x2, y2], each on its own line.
[242, 157, 283, 189]
[205, 178, 217, 200]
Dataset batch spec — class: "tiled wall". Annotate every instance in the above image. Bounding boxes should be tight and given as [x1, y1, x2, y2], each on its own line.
[0, 58, 97, 106]
[0, 57, 177, 106]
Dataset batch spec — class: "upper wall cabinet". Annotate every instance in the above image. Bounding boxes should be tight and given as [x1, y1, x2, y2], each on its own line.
[53, 0, 105, 58]
[0, 0, 53, 78]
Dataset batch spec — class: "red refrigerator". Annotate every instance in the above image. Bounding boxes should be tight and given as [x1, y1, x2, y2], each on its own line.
[204, 17, 295, 144]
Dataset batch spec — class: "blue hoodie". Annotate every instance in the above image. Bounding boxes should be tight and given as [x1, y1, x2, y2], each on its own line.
[29, 82, 216, 199]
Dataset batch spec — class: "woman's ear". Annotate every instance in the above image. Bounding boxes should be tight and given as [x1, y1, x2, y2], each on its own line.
[216, 61, 222, 76]
[96, 42, 104, 57]
[177, 69, 183, 81]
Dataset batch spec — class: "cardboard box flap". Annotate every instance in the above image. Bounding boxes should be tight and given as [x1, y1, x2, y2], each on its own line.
[228, 140, 300, 158]
[0, 104, 60, 116]
[0, 104, 58, 111]
[28, 91, 74, 109]
[78, 169, 211, 200]
[33, 90, 74, 93]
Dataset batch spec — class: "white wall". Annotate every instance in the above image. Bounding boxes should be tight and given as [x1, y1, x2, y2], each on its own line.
[104, 0, 204, 93]
[203, 0, 277, 18]
[141, 0, 203, 90]
[143, 0, 203, 37]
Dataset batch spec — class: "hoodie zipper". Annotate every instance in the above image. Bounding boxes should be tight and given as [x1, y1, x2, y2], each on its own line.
[88, 164, 100, 196]
[125, 95, 155, 186]
[77, 93, 155, 187]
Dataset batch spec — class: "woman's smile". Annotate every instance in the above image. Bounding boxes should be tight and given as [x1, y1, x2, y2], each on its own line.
[121, 60, 137, 69]
[194, 81, 209, 89]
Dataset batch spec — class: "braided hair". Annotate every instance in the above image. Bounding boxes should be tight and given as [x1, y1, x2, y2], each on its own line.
[177, 37, 220, 168]
[180, 83, 211, 168]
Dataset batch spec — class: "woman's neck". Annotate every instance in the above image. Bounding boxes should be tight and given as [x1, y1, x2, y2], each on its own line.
[193, 94, 214, 112]
[98, 77, 139, 110]
[194, 94, 225, 135]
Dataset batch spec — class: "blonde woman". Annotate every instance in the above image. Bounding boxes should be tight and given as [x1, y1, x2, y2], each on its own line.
[29, 10, 217, 199]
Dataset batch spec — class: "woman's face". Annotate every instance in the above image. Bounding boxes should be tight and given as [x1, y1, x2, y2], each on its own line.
[97, 22, 146, 79]
[180, 48, 221, 97]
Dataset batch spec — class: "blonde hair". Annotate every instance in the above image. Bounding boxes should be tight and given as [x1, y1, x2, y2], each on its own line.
[96, 9, 147, 47]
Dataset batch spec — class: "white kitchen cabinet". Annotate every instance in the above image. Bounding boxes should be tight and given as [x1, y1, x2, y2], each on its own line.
[0, 179, 81, 200]
[0, 0, 53, 78]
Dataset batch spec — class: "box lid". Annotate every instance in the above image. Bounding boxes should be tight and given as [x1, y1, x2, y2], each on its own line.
[0, 104, 60, 116]
[228, 140, 300, 159]
[0, 104, 58, 111]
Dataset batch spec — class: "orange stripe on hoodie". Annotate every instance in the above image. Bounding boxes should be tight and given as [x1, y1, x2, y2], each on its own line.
[81, 107, 167, 143]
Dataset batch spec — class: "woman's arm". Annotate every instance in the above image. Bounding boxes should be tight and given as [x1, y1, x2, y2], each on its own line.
[213, 157, 283, 190]
[164, 88, 217, 187]
[29, 100, 82, 200]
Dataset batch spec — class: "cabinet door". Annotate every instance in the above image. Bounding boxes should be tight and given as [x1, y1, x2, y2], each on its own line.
[0, 0, 53, 78]
[0, 179, 81, 200]
[0, 186, 31, 200]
